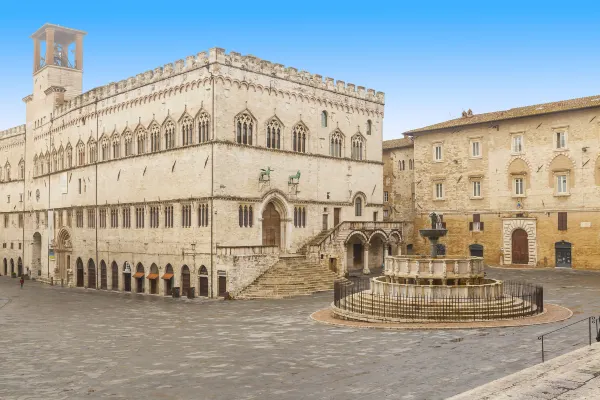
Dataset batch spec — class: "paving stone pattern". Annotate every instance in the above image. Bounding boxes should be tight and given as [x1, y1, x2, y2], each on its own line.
[1, 267, 599, 400]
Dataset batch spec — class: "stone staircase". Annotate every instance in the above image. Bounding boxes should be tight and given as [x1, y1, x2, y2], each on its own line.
[235, 255, 339, 299]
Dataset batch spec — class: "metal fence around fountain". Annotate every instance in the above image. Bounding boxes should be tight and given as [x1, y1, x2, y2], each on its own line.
[333, 279, 544, 322]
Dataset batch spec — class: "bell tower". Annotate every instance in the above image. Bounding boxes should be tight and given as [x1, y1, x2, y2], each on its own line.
[29, 24, 87, 108]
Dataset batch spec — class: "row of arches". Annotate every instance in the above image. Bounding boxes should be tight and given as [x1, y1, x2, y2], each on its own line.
[2, 257, 23, 276]
[72, 258, 218, 297]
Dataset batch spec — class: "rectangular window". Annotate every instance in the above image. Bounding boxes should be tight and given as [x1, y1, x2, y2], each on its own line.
[99, 209, 107, 229]
[78, 178, 82, 194]
[435, 183, 444, 199]
[18, 214, 23, 228]
[556, 131, 566, 149]
[294, 206, 306, 228]
[514, 178, 524, 196]
[58, 211, 63, 227]
[110, 209, 119, 228]
[471, 141, 481, 157]
[383, 210, 389, 218]
[384, 191, 389, 202]
[164, 205, 173, 228]
[150, 206, 159, 228]
[67, 210, 72, 228]
[512, 135, 523, 153]
[198, 204, 209, 227]
[558, 212, 567, 231]
[434, 145, 442, 161]
[182, 205, 192, 228]
[87, 209, 96, 228]
[76, 210, 83, 228]
[136, 207, 144, 229]
[557, 175, 568, 194]
[472, 181, 481, 197]
[470, 213, 484, 232]
[123, 207, 131, 229]
[3, 214, 8, 228]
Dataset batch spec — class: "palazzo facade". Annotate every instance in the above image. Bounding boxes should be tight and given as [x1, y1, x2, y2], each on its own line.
[0, 24, 407, 297]
[404, 97, 600, 270]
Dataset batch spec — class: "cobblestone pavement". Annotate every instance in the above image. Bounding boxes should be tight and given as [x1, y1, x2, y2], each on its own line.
[1, 267, 600, 400]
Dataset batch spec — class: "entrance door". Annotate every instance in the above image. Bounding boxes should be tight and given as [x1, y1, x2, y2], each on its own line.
[555, 241, 572, 268]
[322, 214, 328, 231]
[111, 262, 119, 290]
[262, 202, 281, 247]
[353, 243, 363, 264]
[124, 274, 131, 292]
[199, 276, 209, 297]
[17, 258, 23, 277]
[511, 229, 529, 264]
[181, 266, 190, 296]
[76, 259, 84, 287]
[334, 208, 341, 226]
[100, 261, 107, 289]
[88, 260, 96, 289]
[218, 276, 227, 296]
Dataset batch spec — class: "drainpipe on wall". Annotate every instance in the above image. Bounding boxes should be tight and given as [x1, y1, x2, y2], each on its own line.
[209, 69, 215, 298]
[95, 99, 99, 289]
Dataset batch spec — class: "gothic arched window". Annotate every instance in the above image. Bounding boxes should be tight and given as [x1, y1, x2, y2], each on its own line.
[292, 122, 308, 153]
[351, 134, 365, 161]
[197, 111, 210, 143]
[66, 143, 72, 168]
[148, 124, 159, 153]
[77, 142, 85, 166]
[355, 197, 362, 217]
[329, 130, 344, 158]
[33, 155, 38, 177]
[58, 147, 64, 170]
[45, 151, 51, 172]
[101, 138, 110, 161]
[164, 119, 175, 150]
[51, 148, 57, 172]
[124, 131, 133, 156]
[88, 140, 97, 163]
[235, 111, 254, 145]
[5, 162, 10, 181]
[112, 132, 122, 159]
[266, 118, 282, 149]
[18, 160, 24, 180]
[181, 115, 193, 146]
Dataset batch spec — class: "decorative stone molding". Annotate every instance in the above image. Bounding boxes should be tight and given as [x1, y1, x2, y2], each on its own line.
[502, 218, 537, 266]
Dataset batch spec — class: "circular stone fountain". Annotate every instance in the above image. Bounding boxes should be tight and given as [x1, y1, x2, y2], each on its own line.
[331, 212, 543, 323]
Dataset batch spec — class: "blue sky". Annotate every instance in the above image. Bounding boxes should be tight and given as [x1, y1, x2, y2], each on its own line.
[1, 1, 599, 139]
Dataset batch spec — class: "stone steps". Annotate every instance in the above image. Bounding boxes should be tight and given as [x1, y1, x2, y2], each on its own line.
[236, 255, 338, 299]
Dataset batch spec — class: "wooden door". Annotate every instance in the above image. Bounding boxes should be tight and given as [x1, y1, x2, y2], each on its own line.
[88, 263, 96, 289]
[334, 208, 341, 226]
[111, 264, 119, 290]
[555, 242, 572, 268]
[322, 214, 328, 231]
[511, 229, 529, 264]
[199, 276, 209, 297]
[218, 276, 227, 296]
[124, 274, 131, 292]
[165, 278, 173, 296]
[100, 264, 107, 289]
[76, 260, 84, 287]
[182, 268, 190, 296]
[262, 202, 281, 246]
[150, 279, 157, 294]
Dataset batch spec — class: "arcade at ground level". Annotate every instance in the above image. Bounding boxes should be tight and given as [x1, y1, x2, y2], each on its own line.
[0, 266, 598, 400]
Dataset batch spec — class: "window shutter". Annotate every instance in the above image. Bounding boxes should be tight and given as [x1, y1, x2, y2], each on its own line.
[473, 214, 480, 223]
[480, 222, 484, 231]
[469, 222, 473, 231]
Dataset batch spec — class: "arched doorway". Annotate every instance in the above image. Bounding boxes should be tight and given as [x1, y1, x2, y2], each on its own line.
[3, 258, 6, 275]
[54, 229, 72, 283]
[368, 232, 387, 275]
[100, 261, 107, 289]
[469, 244, 484, 258]
[32, 232, 42, 276]
[148, 264, 159, 294]
[123, 262, 131, 292]
[163, 264, 174, 296]
[17, 257, 23, 277]
[262, 202, 281, 247]
[88, 259, 96, 289]
[512, 229, 529, 264]
[555, 241, 572, 268]
[76, 258, 84, 287]
[111, 261, 119, 290]
[198, 265, 209, 297]
[181, 265, 191, 296]
[134, 263, 145, 293]
[345, 232, 368, 276]
[10, 259, 14, 275]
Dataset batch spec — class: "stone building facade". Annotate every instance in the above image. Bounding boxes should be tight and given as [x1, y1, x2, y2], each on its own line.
[0, 24, 410, 297]
[405, 97, 600, 269]
[382, 138, 415, 252]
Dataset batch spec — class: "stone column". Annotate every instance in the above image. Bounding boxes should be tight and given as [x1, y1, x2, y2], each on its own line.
[33, 38, 40, 72]
[362, 243, 370, 275]
[45, 27, 55, 66]
[75, 34, 84, 70]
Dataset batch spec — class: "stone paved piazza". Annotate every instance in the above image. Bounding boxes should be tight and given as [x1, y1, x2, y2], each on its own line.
[1, 267, 599, 400]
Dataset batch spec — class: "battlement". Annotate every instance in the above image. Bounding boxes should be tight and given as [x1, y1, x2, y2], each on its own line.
[53, 48, 384, 116]
[0, 124, 26, 140]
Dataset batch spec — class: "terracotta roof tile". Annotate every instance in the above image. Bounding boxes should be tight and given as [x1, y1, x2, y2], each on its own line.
[404, 94, 600, 135]
[383, 137, 413, 150]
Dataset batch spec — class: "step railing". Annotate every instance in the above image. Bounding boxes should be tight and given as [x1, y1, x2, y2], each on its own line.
[538, 315, 600, 362]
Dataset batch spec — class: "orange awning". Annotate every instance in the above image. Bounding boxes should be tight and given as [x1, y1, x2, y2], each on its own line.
[162, 273, 174, 280]
[147, 273, 159, 280]
[132, 272, 144, 278]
